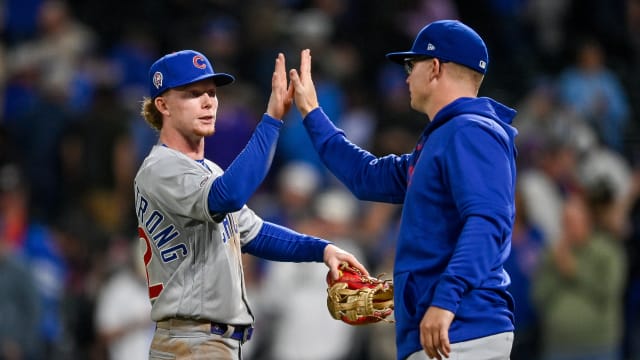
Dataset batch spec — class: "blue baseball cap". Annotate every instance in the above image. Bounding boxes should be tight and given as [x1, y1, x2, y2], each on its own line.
[148, 50, 235, 98]
[386, 20, 489, 75]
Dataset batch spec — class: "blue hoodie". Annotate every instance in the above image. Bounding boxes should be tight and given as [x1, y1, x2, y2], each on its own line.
[303, 97, 517, 360]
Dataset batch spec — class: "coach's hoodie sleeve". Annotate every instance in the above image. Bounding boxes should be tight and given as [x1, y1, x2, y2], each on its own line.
[428, 123, 515, 314]
[207, 114, 281, 215]
[303, 107, 408, 203]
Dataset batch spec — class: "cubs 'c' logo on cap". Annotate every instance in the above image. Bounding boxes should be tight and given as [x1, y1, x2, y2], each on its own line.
[153, 71, 163, 89]
[193, 55, 207, 69]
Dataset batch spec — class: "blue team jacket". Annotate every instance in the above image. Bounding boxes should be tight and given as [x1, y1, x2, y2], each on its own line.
[303, 97, 517, 360]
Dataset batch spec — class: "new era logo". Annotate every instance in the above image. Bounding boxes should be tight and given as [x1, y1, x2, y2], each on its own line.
[479, 60, 486, 69]
[427, 43, 435, 51]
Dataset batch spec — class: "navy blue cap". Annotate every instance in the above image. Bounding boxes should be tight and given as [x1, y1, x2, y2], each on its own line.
[386, 20, 489, 75]
[148, 50, 235, 98]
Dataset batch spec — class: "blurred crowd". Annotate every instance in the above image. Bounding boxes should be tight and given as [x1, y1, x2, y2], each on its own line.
[0, 0, 639, 359]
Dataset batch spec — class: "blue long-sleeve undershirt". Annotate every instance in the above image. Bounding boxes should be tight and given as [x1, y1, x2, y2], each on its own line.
[242, 221, 330, 262]
[208, 114, 281, 215]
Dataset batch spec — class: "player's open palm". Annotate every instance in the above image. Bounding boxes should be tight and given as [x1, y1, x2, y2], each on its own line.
[266, 53, 294, 120]
[420, 306, 454, 359]
[290, 49, 319, 117]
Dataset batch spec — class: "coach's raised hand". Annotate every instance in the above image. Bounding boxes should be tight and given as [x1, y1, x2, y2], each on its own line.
[266, 52, 294, 120]
[290, 49, 320, 118]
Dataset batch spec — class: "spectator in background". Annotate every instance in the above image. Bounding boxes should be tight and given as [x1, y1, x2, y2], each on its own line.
[335, 81, 377, 151]
[6, 0, 96, 112]
[3, 0, 97, 222]
[95, 238, 154, 360]
[512, 79, 592, 170]
[533, 189, 626, 360]
[557, 37, 630, 154]
[59, 85, 137, 235]
[0, 165, 41, 359]
[0, 240, 41, 360]
[0, 165, 73, 358]
[20, 214, 69, 358]
[524, 0, 572, 72]
[504, 188, 545, 360]
[254, 188, 367, 360]
[623, 169, 640, 360]
[248, 161, 323, 236]
[0, 165, 29, 251]
[269, 161, 322, 227]
[518, 135, 580, 246]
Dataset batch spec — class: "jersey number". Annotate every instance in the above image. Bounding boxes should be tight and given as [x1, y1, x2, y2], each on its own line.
[139, 227, 164, 300]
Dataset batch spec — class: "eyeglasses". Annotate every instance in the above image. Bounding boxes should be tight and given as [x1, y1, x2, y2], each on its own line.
[403, 57, 431, 75]
[403, 57, 446, 75]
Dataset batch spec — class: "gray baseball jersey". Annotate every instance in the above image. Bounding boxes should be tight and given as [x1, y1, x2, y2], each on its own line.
[134, 145, 262, 325]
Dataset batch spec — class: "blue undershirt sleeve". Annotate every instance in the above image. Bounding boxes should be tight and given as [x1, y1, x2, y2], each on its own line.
[241, 221, 331, 262]
[208, 114, 282, 215]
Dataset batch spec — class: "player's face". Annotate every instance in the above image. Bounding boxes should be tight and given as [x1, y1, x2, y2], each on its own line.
[163, 79, 219, 138]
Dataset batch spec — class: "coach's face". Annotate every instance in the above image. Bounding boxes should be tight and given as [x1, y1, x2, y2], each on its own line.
[159, 78, 219, 139]
[405, 57, 436, 113]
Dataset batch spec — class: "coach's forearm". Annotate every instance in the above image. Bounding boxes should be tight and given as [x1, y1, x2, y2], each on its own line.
[303, 107, 406, 203]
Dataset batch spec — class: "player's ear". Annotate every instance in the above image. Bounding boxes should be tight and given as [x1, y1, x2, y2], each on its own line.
[154, 96, 170, 116]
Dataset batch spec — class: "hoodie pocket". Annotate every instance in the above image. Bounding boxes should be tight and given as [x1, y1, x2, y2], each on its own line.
[395, 271, 418, 322]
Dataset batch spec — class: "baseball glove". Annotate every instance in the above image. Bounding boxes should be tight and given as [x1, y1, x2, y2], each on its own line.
[326, 262, 394, 325]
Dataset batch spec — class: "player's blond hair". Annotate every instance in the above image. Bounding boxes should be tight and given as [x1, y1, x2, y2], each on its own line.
[141, 97, 163, 131]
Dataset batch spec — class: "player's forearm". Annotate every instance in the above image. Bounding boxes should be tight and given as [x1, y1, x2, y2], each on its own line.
[208, 114, 282, 213]
[241, 221, 330, 262]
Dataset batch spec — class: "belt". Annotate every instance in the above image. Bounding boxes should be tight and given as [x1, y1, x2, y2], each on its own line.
[210, 323, 253, 343]
[157, 319, 254, 343]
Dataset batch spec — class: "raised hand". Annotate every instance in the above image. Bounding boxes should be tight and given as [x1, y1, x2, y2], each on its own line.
[266, 53, 294, 120]
[289, 49, 320, 118]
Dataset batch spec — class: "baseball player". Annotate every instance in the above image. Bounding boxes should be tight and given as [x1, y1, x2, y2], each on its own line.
[291, 20, 516, 360]
[135, 49, 367, 360]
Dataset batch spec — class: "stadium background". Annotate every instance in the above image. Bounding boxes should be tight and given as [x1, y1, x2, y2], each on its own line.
[0, 0, 639, 359]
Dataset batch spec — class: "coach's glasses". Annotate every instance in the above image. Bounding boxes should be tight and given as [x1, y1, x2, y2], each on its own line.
[403, 57, 448, 75]
[403, 56, 431, 75]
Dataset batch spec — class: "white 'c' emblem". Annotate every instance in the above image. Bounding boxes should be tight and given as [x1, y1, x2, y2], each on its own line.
[153, 71, 163, 89]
